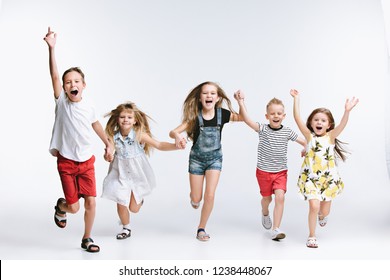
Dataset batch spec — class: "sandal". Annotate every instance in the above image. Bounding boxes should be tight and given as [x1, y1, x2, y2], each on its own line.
[190, 194, 200, 209]
[306, 237, 318, 248]
[116, 228, 131, 240]
[318, 215, 328, 227]
[81, 237, 100, 253]
[196, 228, 210, 241]
[54, 198, 67, 228]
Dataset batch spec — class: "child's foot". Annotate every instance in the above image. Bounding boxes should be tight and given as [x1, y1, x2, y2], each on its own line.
[271, 228, 286, 240]
[318, 215, 328, 227]
[54, 198, 67, 228]
[262, 214, 272, 230]
[196, 228, 210, 241]
[81, 237, 100, 253]
[306, 237, 318, 248]
[116, 228, 131, 240]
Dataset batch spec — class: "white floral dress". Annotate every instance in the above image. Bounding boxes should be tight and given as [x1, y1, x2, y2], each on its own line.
[297, 133, 344, 201]
[102, 130, 156, 206]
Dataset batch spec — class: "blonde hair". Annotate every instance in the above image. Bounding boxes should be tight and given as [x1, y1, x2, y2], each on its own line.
[105, 102, 153, 155]
[181, 81, 236, 140]
[266, 98, 284, 111]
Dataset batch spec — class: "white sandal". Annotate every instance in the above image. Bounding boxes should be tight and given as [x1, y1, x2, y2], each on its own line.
[318, 215, 328, 227]
[306, 237, 318, 248]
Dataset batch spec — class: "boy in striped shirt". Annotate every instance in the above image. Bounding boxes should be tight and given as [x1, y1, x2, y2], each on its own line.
[234, 91, 305, 240]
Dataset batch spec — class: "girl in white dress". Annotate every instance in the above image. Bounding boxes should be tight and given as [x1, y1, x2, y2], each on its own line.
[102, 102, 183, 239]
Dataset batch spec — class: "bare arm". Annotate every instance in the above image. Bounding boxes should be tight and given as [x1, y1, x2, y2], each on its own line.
[92, 121, 114, 162]
[290, 89, 311, 141]
[233, 90, 259, 131]
[295, 136, 307, 148]
[43, 27, 62, 99]
[329, 97, 359, 140]
[141, 133, 181, 151]
[169, 122, 188, 149]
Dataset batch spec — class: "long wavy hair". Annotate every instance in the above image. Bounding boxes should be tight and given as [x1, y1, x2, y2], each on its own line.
[105, 102, 153, 155]
[182, 81, 236, 141]
[306, 108, 349, 161]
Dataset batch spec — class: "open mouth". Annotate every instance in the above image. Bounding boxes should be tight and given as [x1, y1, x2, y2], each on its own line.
[316, 126, 322, 130]
[70, 89, 78, 96]
[205, 100, 213, 104]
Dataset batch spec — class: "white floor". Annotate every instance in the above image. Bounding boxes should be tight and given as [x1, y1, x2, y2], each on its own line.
[1, 171, 390, 261]
[1, 148, 390, 280]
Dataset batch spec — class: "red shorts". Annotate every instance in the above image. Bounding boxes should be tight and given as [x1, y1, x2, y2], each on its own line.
[256, 168, 287, 197]
[57, 154, 96, 205]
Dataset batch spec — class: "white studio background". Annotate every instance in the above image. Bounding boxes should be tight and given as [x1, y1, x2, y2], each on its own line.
[382, 0, 390, 178]
[1, 0, 390, 272]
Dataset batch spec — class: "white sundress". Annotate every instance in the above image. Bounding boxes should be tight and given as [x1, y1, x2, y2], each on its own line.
[102, 129, 156, 206]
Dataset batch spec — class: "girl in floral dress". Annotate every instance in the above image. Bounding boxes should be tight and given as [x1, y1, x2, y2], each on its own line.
[290, 89, 359, 248]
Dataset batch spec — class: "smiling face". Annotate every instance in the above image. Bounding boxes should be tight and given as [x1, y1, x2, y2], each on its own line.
[62, 71, 85, 102]
[266, 103, 286, 129]
[118, 109, 136, 136]
[199, 84, 220, 111]
[309, 112, 331, 136]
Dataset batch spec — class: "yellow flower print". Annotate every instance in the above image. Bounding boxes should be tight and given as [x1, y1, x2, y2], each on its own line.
[324, 187, 338, 199]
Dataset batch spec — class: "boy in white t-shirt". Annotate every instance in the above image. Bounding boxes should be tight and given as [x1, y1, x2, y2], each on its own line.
[44, 27, 112, 253]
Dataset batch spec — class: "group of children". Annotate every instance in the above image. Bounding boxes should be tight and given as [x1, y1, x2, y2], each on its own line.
[44, 27, 359, 253]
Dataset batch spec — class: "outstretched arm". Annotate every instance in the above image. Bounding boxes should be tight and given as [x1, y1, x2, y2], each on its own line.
[329, 97, 359, 140]
[169, 122, 188, 149]
[233, 90, 259, 132]
[43, 27, 62, 99]
[141, 133, 182, 151]
[290, 89, 311, 141]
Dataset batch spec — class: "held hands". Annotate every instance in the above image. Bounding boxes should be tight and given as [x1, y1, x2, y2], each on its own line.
[345, 97, 359, 112]
[104, 145, 114, 162]
[175, 134, 187, 149]
[43, 26, 56, 47]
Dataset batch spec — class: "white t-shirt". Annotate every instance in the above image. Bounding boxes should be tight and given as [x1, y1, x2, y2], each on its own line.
[49, 91, 98, 162]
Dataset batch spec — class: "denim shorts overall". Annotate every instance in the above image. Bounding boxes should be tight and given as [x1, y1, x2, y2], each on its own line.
[188, 108, 223, 175]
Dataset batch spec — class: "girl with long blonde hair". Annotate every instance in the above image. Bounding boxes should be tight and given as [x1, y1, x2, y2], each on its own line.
[170, 81, 242, 241]
[102, 102, 182, 239]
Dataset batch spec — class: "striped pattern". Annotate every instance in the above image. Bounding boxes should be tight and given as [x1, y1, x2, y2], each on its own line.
[257, 123, 298, 172]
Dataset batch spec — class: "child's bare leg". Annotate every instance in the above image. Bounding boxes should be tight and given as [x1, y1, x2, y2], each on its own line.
[129, 192, 143, 213]
[116, 202, 132, 240]
[83, 196, 96, 240]
[261, 196, 272, 216]
[198, 170, 220, 230]
[319, 201, 332, 218]
[308, 199, 320, 237]
[81, 196, 100, 252]
[272, 189, 285, 229]
[189, 174, 204, 207]
[117, 204, 130, 225]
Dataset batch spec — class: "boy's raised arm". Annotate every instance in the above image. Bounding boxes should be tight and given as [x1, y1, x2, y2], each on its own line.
[43, 27, 62, 99]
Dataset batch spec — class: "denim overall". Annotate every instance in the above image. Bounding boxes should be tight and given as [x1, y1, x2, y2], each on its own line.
[189, 108, 223, 175]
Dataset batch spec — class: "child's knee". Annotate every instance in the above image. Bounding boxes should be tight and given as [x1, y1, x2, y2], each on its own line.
[274, 193, 285, 204]
[84, 197, 96, 211]
[262, 196, 272, 203]
[67, 202, 80, 213]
